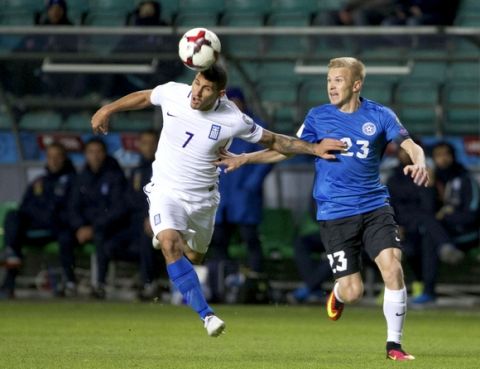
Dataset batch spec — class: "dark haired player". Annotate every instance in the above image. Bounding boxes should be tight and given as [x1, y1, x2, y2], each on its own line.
[91, 64, 346, 337]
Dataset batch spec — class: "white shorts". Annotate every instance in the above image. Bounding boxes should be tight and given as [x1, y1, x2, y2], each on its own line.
[143, 182, 220, 254]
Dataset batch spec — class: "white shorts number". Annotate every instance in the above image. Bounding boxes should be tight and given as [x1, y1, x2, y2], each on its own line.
[327, 251, 348, 274]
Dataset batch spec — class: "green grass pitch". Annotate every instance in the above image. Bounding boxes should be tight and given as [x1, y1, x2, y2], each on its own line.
[0, 302, 478, 369]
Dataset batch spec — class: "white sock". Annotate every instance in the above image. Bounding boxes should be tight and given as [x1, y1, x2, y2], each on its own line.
[383, 287, 407, 344]
[333, 283, 344, 303]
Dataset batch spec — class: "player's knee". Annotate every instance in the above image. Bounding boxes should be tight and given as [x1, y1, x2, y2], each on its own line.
[341, 283, 364, 303]
[158, 235, 183, 262]
[380, 261, 404, 287]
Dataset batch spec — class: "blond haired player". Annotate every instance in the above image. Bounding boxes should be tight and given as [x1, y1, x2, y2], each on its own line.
[216, 57, 428, 359]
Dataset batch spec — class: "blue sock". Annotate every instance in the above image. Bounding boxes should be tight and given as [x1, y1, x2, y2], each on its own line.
[167, 256, 213, 320]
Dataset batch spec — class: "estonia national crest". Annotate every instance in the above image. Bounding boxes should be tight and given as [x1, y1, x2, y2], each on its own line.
[362, 122, 376, 136]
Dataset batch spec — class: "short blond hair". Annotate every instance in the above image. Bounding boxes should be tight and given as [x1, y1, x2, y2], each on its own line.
[328, 57, 366, 82]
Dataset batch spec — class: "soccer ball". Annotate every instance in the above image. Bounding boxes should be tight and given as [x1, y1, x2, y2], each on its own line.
[178, 27, 221, 71]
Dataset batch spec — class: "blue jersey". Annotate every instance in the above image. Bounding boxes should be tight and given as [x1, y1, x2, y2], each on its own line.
[299, 97, 410, 221]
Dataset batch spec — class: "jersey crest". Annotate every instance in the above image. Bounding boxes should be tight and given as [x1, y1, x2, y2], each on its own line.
[208, 124, 221, 140]
[362, 122, 377, 136]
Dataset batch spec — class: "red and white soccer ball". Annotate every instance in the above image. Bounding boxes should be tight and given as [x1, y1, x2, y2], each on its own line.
[178, 27, 221, 71]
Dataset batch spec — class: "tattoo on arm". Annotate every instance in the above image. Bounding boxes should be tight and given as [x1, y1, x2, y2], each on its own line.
[259, 130, 314, 155]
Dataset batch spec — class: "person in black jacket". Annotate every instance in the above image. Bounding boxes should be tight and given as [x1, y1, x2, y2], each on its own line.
[127, 130, 162, 299]
[387, 144, 453, 304]
[432, 142, 480, 263]
[0, 142, 77, 298]
[69, 138, 129, 299]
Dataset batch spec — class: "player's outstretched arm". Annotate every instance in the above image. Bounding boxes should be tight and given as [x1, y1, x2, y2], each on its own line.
[214, 148, 288, 173]
[214, 131, 346, 173]
[91, 90, 153, 134]
[400, 138, 430, 187]
[258, 130, 345, 158]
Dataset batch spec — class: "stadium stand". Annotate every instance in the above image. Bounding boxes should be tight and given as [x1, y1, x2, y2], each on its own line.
[0, 0, 478, 301]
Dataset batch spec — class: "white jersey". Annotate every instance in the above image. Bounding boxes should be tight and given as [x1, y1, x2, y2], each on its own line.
[149, 82, 264, 200]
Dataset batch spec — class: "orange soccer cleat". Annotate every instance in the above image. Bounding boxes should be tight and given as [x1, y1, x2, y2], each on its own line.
[326, 289, 344, 321]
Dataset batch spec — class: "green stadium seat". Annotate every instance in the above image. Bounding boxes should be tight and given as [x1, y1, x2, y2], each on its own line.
[444, 82, 480, 134]
[408, 62, 447, 83]
[112, 112, 155, 132]
[222, 35, 263, 57]
[268, 0, 315, 25]
[18, 111, 62, 131]
[224, 0, 271, 14]
[175, 69, 196, 84]
[452, 38, 480, 57]
[222, 0, 270, 26]
[396, 107, 437, 135]
[177, 0, 224, 12]
[175, 12, 218, 27]
[454, 15, 480, 26]
[316, 0, 347, 11]
[272, 0, 316, 12]
[457, 0, 480, 13]
[226, 61, 258, 86]
[175, 0, 223, 26]
[64, 113, 93, 132]
[221, 12, 265, 26]
[265, 35, 310, 57]
[257, 62, 298, 82]
[257, 81, 298, 105]
[153, 0, 179, 23]
[0, 10, 35, 25]
[259, 208, 296, 259]
[395, 82, 439, 134]
[298, 80, 329, 108]
[268, 13, 311, 26]
[82, 34, 122, 54]
[88, 0, 135, 11]
[272, 106, 298, 134]
[449, 62, 480, 81]
[67, 10, 85, 25]
[361, 82, 393, 105]
[0, 110, 13, 130]
[83, 12, 127, 26]
[2, 0, 43, 11]
[0, 201, 17, 249]
[265, 1, 312, 55]
[396, 82, 438, 105]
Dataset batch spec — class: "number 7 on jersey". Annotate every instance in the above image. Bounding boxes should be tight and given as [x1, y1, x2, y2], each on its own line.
[182, 131, 194, 147]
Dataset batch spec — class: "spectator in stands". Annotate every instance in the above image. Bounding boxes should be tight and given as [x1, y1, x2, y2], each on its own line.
[0, 142, 77, 298]
[38, 0, 73, 26]
[432, 142, 480, 264]
[387, 143, 453, 304]
[6, 0, 85, 98]
[287, 203, 332, 304]
[69, 138, 129, 299]
[127, 130, 163, 300]
[317, 0, 395, 26]
[382, 0, 460, 26]
[106, 0, 183, 98]
[207, 87, 273, 302]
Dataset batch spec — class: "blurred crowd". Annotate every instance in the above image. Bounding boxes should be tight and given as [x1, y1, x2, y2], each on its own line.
[1, 131, 163, 300]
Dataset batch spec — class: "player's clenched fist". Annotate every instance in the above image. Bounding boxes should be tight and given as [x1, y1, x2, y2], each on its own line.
[313, 138, 347, 160]
[91, 107, 110, 135]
